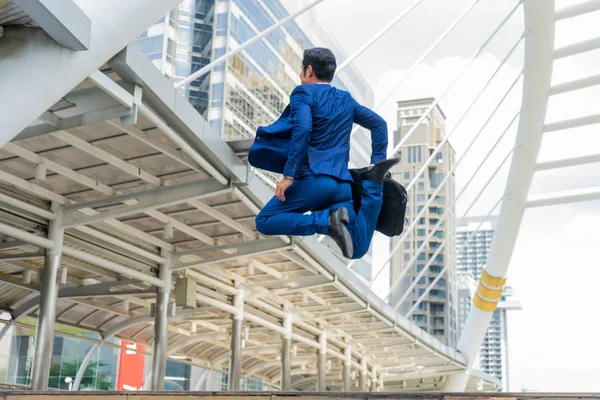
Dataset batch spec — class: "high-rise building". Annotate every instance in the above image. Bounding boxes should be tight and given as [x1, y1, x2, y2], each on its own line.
[135, 0, 377, 280]
[456, 217, 522, 391]
[134, 0, 373, 162]
[389, 98, 458, 347]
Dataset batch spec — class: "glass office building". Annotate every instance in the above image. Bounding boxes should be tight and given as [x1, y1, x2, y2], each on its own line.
[135, 0, 375, 169]
[135, 0, 377, 279]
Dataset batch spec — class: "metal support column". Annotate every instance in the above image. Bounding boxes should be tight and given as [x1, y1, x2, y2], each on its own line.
[317, 329, 327, 391]
[359, 358, 367, 391]
[445, 0, 554, 391]
[30, 203, 64, 391]
[371, 365, 378, 392]
[343, 339, 352, 391]
[228, 284, 244, 391]
[150, 249, 172, 391]
[281, 310, 292, 391]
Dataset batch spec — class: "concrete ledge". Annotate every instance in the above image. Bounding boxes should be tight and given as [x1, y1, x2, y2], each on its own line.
[0, 392, 597, 399]
[13, 0, 91, 50]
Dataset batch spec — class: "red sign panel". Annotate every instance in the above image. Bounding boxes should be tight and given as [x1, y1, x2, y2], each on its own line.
[116, 341, 145, 391]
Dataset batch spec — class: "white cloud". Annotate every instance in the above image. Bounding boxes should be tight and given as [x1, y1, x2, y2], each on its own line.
[507, 205, 600, 392]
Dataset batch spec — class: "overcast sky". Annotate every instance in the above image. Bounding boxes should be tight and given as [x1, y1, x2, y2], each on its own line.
[314, 0, 600, 392]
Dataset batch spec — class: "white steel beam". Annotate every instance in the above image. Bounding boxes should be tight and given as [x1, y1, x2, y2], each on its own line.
[88, 70, 134, 108]
[0, 142, 179, 251]
[16, 105, 130, 141]
[250, 260, 285, 280]
[535, 153, 600, 170]
[555, 0, 600, 20]
[52, 130, 162, 187]
[10, 141, 224, 247]
[0, 222, 54, 249]
[0, 192, 56, 220]
[171, 238, 291, 271]
[174, 0, 326, 89]
[0, 170, 66, 204]
[188, 199, 256, 239]
[61, 246, 166, 288]
[11, 280, 148, 318]
[106, 121, 206, 175]
[61, 179, 229, 228]
[3, 143, 118, 197]
[0, 0, 183, 146]
[13, 87, 130, 142]
[136, 104, 229, 185]
[549, 73, 600, 95]
[145, 209, 215, 246]
[543, 113, 600, 132]
[526, 186, 600, 208]
[553, 36, 600, 59]
[12, 0, 91, 51]
[74, 226, 166, 264]
[446, 0, 555, 391]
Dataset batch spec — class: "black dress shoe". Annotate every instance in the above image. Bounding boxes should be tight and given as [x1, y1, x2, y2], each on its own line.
[328, 208, 353, 258]
[361, 158, 400, 182]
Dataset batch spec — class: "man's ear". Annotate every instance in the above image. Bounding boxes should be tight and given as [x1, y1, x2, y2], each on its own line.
[306, 65, 314, 78]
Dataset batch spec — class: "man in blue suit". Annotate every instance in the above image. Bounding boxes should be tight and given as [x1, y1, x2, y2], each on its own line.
[250, 48, 398, 259]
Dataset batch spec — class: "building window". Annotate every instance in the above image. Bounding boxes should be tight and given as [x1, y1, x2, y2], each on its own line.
[216, 13, 228, 36]
[418, 182, 425, 191]
[430, 172, 444, 189]
[404, 171, 410, 180]
[417, 229, 426, 236]
[407, 146, 422, 163]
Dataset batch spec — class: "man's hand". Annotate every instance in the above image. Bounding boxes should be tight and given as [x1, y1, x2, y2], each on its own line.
[276, 177, 294, 202]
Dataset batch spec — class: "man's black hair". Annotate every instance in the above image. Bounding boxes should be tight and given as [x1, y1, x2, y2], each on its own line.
[302, 47, 337, 81]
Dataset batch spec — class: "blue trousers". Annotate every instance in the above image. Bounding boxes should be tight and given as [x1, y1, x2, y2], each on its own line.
[255, 166, 383, 259]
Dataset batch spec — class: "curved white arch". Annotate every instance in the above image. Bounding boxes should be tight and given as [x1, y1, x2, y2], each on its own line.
[446, 0, 555, 391]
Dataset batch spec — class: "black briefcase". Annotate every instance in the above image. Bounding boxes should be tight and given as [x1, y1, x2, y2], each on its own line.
[348, 170, 407, 237]
[377, 173, 407, 237]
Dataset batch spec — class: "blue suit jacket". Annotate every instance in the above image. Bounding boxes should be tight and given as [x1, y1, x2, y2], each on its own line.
[248, 83, 387, 182]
